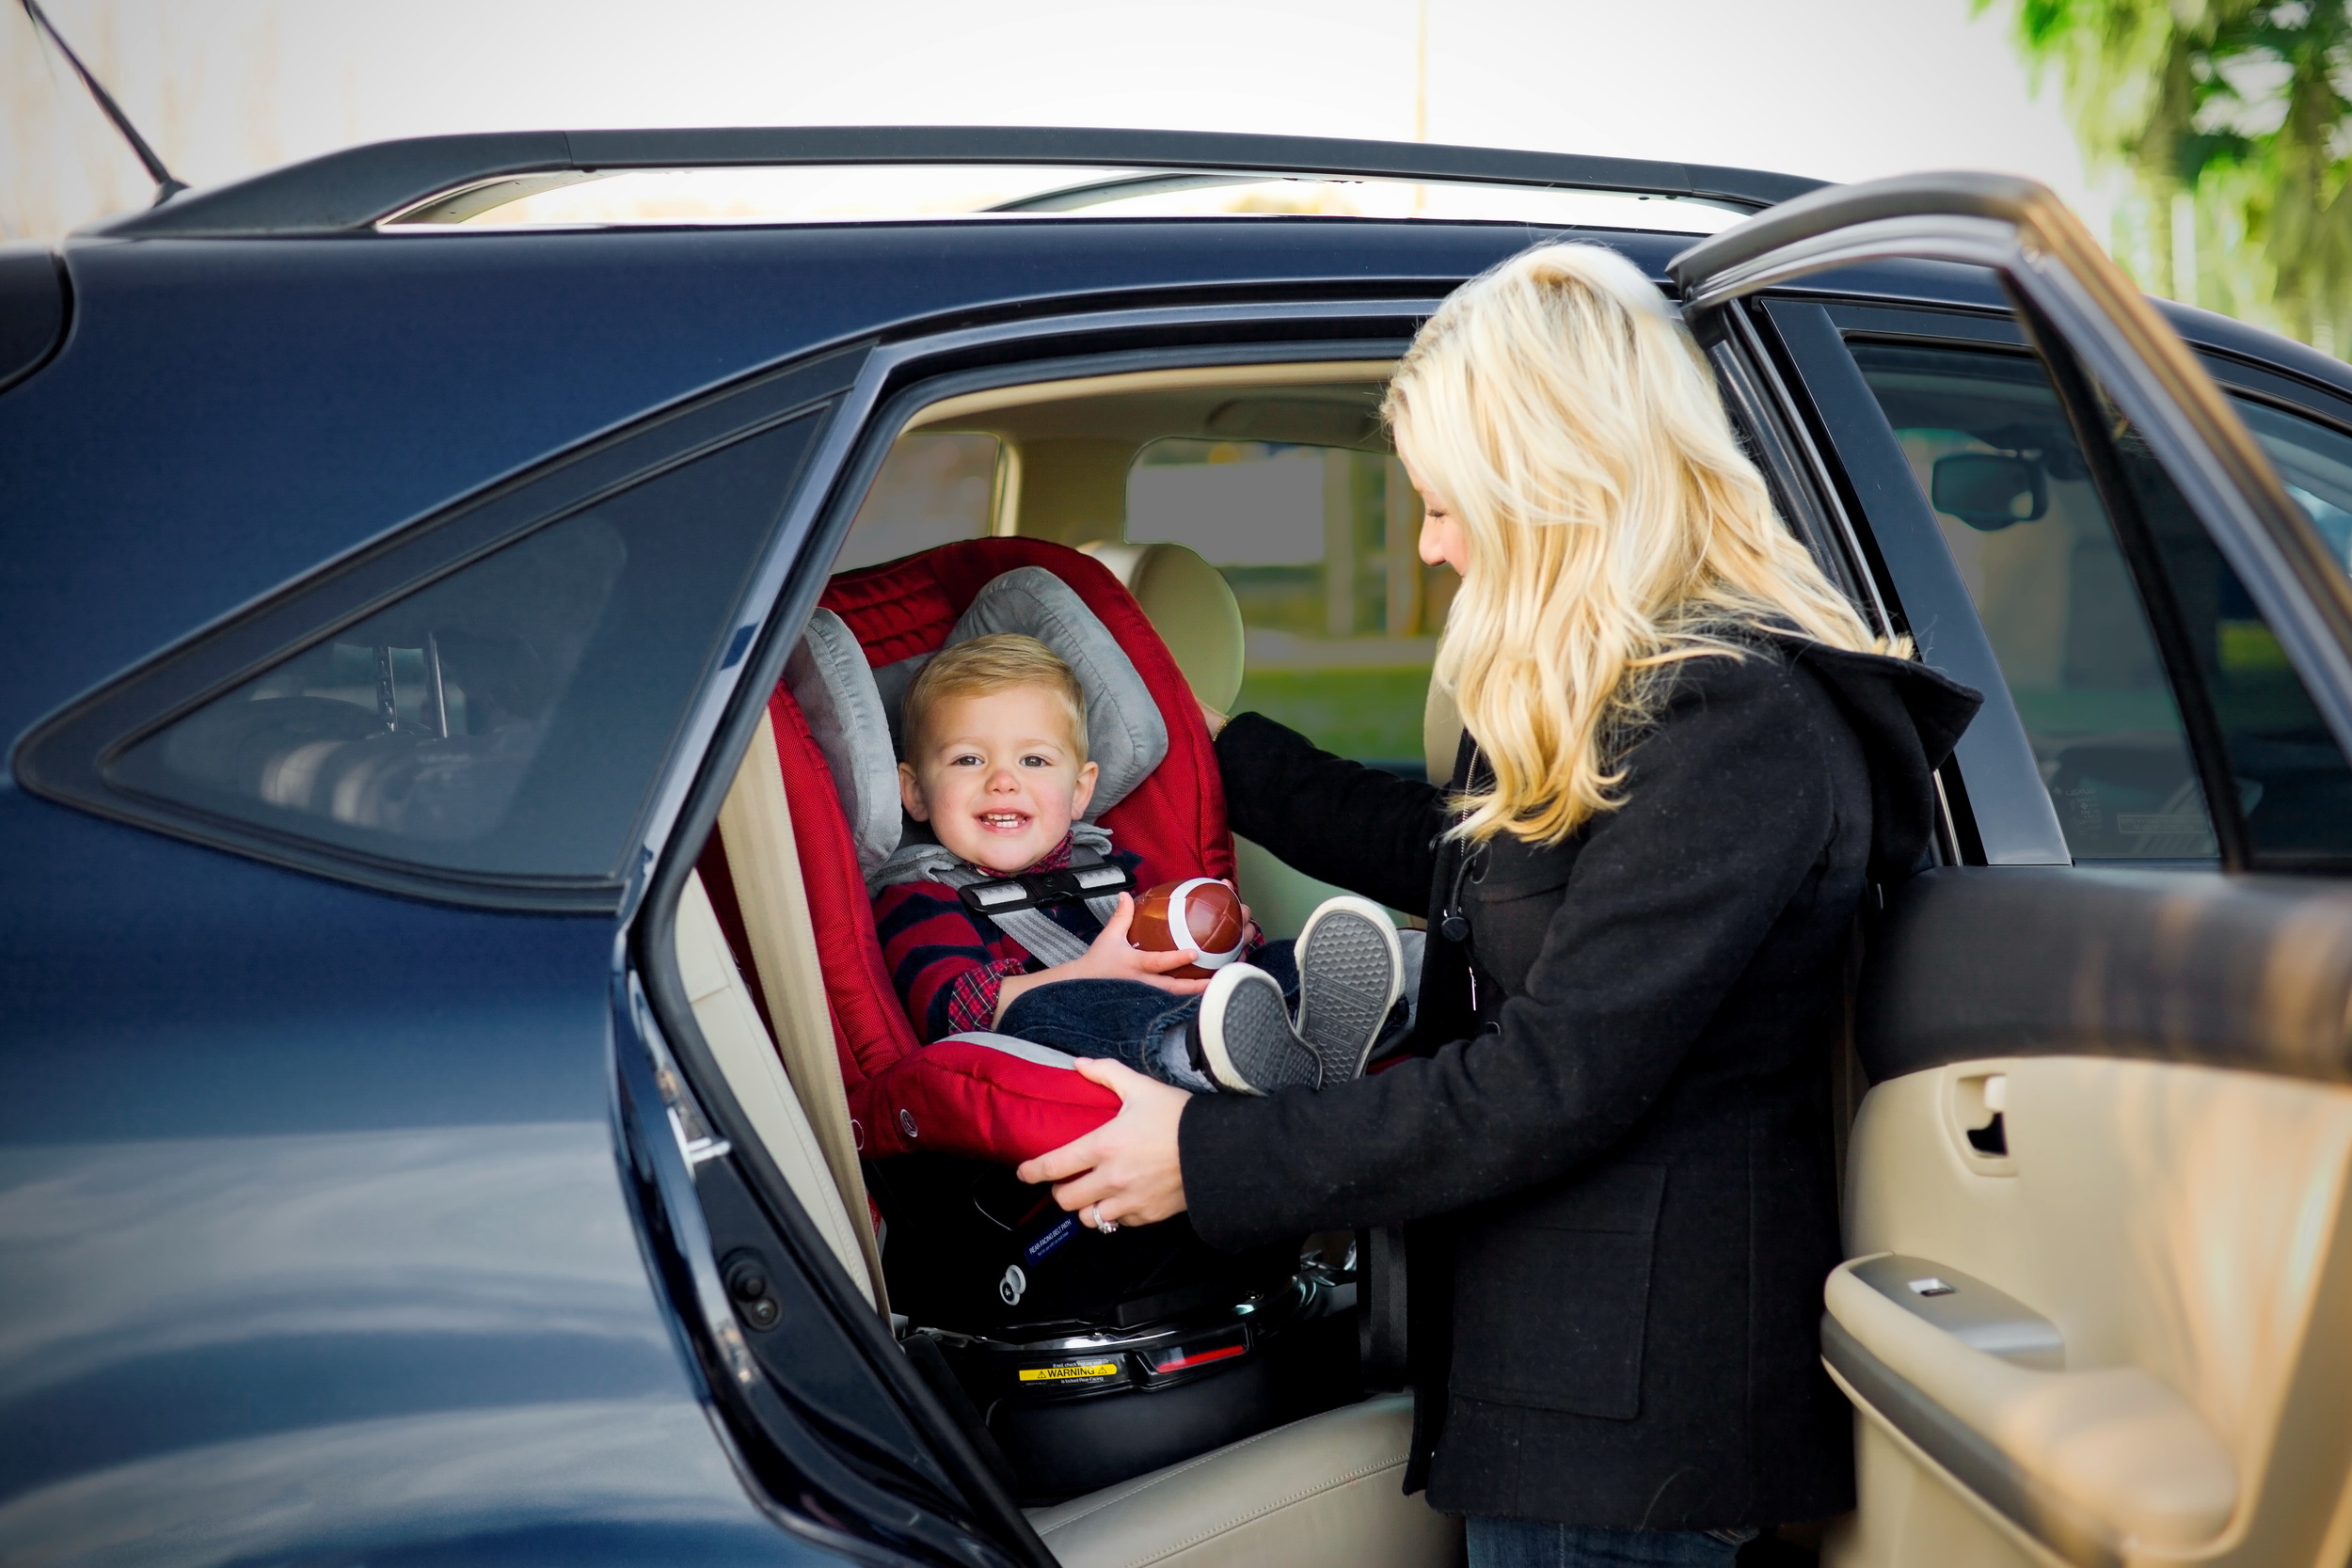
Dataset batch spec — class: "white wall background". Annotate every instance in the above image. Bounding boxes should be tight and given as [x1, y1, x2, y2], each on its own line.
[3, 0, 2101, 243]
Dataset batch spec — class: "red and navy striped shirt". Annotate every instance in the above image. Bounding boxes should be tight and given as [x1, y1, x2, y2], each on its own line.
[874, 833, 1146, 1042]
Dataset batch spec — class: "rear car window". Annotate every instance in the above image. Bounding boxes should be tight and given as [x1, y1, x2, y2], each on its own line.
[835, 432, 1002, 572]
[106, 416, 818, 881]
[1128, 438, 1454, 776]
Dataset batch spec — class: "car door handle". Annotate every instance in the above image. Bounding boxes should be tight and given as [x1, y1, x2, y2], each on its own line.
[1823, 1255, 2236, 1562]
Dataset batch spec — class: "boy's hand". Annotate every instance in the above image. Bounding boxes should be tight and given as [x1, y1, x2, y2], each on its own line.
[1070, 893, 1212, 991]
[992, 894, 1208, 1024]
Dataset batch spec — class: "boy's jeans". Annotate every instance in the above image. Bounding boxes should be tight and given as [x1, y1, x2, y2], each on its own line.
[994, 941, 1298, 1087]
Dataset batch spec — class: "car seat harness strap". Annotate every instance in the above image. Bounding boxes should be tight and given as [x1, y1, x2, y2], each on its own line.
[934, 847, 1133, 967]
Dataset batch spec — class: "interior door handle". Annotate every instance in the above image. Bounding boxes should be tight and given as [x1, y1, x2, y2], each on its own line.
[1823, 1255, 2236, 1563]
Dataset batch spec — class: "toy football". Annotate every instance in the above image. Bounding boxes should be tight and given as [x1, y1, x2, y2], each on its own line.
[1128, 878, 1249, 978]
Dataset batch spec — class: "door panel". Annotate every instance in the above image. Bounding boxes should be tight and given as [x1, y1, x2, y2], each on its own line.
[1852, 866, 2352, 1565]
[1671, 174, 2352, 1568]
[1834, 1055, 2352, 1567]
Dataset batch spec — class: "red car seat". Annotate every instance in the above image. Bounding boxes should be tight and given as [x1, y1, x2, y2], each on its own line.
[697, 537, 1360, 1501]
[742, 537, 1235, 1168]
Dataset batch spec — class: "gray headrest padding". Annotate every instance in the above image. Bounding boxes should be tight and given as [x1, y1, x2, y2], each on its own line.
[785, 608, 902, 877]
[944, 567, 1168, 818]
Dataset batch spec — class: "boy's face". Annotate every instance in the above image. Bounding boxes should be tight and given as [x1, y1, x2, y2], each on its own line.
[898, 684, 1099, 874]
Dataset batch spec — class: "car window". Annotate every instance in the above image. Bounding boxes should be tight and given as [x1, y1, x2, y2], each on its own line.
[1849, 341, 2209, 860]
[2103, 395, 2352, 864]
[1127, 439, 1453, 775]
[834, 432, 1002, 572]
[109, 415, 818, 880]
[2233, 396, 2352, 567]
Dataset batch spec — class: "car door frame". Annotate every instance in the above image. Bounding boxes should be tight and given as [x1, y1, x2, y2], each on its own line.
[1674, 172, 2352, 1568]
[621, 291, 1450, 1566]
[1673, 172, 2352, 791]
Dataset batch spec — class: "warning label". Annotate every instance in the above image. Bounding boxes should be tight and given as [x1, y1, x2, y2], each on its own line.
[1017, 1361, 1120, 1383]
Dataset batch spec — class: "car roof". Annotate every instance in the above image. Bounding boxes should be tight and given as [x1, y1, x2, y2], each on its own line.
[87, 126, 1827, 239]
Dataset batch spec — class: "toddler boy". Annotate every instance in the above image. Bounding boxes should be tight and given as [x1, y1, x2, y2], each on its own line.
[872, 634, 1401, 1094]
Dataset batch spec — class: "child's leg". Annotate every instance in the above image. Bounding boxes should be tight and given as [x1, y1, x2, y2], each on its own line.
[1252, 938, 1297, 996]
[994, 978, 1208, 1089]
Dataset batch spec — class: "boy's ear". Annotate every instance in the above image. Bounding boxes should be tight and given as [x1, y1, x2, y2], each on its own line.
[898, 761, 930, 822]
[1070, 758, 1100, 820]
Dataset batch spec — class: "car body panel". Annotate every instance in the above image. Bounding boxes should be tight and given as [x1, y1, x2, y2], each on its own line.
[0, 793, 839, 1562]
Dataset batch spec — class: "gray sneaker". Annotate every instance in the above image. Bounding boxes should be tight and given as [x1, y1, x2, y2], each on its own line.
[1195, 963, 1319, 1095]
[1293, 895, 1405, 1087]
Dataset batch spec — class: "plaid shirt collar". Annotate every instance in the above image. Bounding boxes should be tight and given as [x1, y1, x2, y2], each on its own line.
[961, 830, 1073, 879]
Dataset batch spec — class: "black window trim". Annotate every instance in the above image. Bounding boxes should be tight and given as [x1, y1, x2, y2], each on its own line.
[10, 342, 871, 912]
[1756, 296, 2074, 865]
[1691, 301, 1974, 863]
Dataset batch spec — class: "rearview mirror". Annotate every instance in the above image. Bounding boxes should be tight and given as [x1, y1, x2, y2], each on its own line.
[1931, 451, 2047, 531]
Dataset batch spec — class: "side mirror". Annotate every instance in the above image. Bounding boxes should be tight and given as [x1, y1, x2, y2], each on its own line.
[1931, 451, 2047, 531]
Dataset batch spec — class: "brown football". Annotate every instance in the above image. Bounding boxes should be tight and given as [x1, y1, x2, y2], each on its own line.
[1128, 878, 1249, 979]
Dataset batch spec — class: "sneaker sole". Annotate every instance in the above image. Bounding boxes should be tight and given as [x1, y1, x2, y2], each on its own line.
[1197, 964, 1318, 1095]
[1293, 895, 1404, 1086]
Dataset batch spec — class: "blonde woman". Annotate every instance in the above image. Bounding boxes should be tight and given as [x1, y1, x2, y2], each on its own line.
[1019, 244, 1979, 1565]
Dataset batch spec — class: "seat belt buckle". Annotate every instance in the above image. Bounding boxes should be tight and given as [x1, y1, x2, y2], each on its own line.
[957, 863, 1135, 918]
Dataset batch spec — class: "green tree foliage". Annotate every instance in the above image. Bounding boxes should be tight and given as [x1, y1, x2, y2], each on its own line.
[1982, 0, 2352, 350]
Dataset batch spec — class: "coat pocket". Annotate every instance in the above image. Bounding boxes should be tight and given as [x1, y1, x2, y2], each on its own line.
[1447, 1163, 1667, 1419]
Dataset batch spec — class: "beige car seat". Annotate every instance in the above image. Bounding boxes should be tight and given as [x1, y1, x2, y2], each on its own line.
[1077, 541, 1246, 714]
[1080, 540, 1394, 941]
[1026, 1393, 1460, 1568]
[682, 678, 1462, 1568]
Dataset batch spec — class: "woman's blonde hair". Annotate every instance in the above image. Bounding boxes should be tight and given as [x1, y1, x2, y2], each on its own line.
[1385, 242, 1903, 846]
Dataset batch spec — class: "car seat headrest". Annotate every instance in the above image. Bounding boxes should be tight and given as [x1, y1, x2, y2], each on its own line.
[787, 567, 1171, 877]
[786, 609, 902, 878]
[1080, 542, 1246, 714]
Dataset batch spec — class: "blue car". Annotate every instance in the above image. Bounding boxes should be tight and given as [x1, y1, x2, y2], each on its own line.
[9, 129, 2352, 1568]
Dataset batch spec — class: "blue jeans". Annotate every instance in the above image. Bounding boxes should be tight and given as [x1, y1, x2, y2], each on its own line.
[1465, 1517, 1750, 1568]
[994, 941, 1297, 1086]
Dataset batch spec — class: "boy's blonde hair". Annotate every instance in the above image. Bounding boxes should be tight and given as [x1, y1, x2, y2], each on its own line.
[1384, 241, 1905, 847]
[901, 634, 1089, 759]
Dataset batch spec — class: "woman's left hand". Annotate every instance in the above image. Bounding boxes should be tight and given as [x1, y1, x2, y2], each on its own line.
[1016, 1058, 1191, 1228]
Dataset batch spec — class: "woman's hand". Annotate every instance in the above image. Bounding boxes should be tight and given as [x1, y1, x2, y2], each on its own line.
[1016, 1058, 1190, 1228]
[993, 893, 1206, 1022]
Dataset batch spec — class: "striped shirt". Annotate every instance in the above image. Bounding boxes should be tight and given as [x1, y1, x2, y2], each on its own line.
[874, 832, 1145, 1042]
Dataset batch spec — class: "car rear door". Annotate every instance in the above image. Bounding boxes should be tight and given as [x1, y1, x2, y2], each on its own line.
[1677, 177, 2352, 1568]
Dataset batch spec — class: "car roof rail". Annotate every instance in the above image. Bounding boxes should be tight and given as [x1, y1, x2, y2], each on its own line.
[86, 126, 1827, 239]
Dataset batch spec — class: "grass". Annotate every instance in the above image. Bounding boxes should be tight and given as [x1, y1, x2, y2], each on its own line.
[1232, 666, 1431, 772]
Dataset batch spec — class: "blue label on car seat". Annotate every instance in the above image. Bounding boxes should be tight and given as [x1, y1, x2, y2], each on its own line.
[1025, 1215, 1078, 1265]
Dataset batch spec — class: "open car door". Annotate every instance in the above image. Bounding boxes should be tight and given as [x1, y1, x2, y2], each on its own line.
[1675, 177, 2352, 1568]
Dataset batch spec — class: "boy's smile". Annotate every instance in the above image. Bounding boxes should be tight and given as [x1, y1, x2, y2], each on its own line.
[898, 685, 1098, 874]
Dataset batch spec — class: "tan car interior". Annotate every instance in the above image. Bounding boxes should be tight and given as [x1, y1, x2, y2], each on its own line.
[675, 362, 1468, 1566]
[672, 356, 2352, 1568]
[1827, 1055, 2352, 1568]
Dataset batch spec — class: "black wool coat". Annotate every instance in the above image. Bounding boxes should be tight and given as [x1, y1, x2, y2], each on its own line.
[1184, 632, 1979, 1530]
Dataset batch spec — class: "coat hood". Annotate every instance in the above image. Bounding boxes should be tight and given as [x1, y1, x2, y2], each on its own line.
[1766, 631, 1984, 883]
